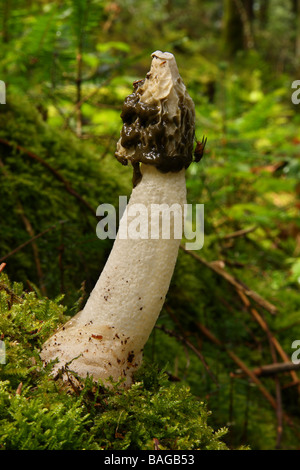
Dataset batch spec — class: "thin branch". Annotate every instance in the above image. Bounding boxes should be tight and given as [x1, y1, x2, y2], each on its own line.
[221, 225, 257, 240]
[196, 321, 299, 436]
[155, 324, 219, 386]
[0, 220, 67, 263]
[196, 321, 277, 408]
[233, 0, 255, 49]
[16, 201, 47, 296]
[237, 285, 299, 447]
[180, 245, 277, 315]
[196, 322, 300, 432]
[237, 289, 300, 391]
[0, 137, 96, 217]
[0, 158, 47, 293]
[75, 51, 83, 137]
[235, 361, 300, 378]
[0, 263, 6, 273]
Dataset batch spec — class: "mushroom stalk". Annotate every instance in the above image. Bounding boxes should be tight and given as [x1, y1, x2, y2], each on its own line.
[41, 51, 195, 388]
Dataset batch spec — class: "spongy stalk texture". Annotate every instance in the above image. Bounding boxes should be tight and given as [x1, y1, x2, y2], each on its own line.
[41, 166, 186, 386]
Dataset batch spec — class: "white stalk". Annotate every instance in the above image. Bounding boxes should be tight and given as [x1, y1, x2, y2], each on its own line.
[41, 51, 195, 388]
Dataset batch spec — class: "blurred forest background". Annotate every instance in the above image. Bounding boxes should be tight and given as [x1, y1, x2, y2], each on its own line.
[1, 0, 300, 450]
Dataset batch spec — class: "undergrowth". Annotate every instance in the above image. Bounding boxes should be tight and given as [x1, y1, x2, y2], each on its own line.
[0, 273, 229, 450]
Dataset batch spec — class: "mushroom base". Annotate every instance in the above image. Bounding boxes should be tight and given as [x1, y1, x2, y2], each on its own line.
[41, 315, 143, 388]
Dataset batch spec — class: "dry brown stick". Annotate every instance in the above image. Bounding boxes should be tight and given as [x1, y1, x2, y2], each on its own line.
[155, 324, 219, 386]
[222, 226, 257, 240]
[48, 77, 112, 134]
[237, 286, 300, 444]
[233, 0, 255, 49]
[263, 306, 283, 448]
[16, 382, 23, 396]
[75, 51, 83, 138]
[0, 138, 96, 217]
[235, 361, 300, 381]
[163, 304, 191, 375]
[275, 378, 283, 448]
[237, 289, 300, 390]
[180, 245, 277, 315]
[16, 201, 47, 296]
[0, 280, 23, 305]
[260, 318, 283, 447]
[196, 322, 299, 434]
[196, 322, 277, 408]
[237, 288, 284, 446]
[252, 308, 296, 371]
[0, 158, 47, 294]
[235, 362, 300, 378]
[0, 221, 67, 263]
[282, 379, 300, 389]
[217, 293, 262, 348]
[238, 286, 298, 446]
[0, 263, 6, 273]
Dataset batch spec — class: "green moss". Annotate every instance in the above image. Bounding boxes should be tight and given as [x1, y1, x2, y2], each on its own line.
[0, 273, 229, 450]
[0, 94, 130, 304]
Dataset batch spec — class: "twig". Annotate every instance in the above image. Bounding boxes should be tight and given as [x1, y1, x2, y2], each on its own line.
[76, 51, 83, 137]
[0, 138, 96, 217]
[263, 305, 283, 449]
[197, 321, 299, 436]
[196, 321, 277, 408]
[0, 263, 6, 273]
[237, 287, 298, 446]
[16, 201, 47, 295]
[47, 76, 113, 135]
[0, 281, 23, 306]
[235, 361, 300, 378]
[155, 324, 219, 386]
[163, 303, 191, 375]
[275, 378, 283, 448]
[237, 289, 300, 391]
[58, 223, 65, 294]
[16, 382, 23, 396]
[0, 220, 67, 263]
[222, 226, 257, 240]
[233, 0, 254, 49]
[0, 158, 47, 293]
[180, 245, 277, 315]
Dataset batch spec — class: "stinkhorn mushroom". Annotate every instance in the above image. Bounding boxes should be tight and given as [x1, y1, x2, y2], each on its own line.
[41, 51, 196, 388]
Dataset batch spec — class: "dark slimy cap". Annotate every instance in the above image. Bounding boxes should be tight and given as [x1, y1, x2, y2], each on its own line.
[115, 51, 196, 184]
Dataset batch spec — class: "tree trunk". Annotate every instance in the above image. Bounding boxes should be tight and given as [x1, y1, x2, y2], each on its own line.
[259, 0, 269, 26]
[222, 0, 254, 57]
[244, 0, 254, 22]
[2, 0, 11, 44]
[293, 0, 300, 61]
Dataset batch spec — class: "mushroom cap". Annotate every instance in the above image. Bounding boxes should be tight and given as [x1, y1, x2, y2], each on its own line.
[115, 51, 195, 174]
